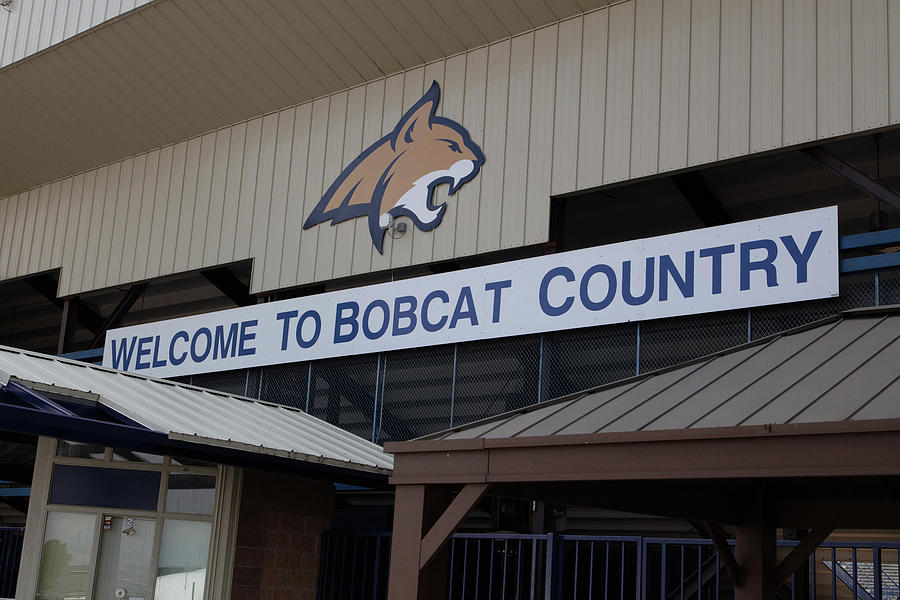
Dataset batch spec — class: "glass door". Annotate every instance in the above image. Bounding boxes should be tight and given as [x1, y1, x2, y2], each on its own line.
[92, 516, 157, 600]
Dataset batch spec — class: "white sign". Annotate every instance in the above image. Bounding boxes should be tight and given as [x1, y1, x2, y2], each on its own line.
[104, 207, 839, 377]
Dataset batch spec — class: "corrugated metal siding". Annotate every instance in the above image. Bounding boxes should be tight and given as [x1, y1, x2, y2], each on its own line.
[0, 344, 392, 473]
[2, 0, 899, 296]
[0, 0, 152, 68]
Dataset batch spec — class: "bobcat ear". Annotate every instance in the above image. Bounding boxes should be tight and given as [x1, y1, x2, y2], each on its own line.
[393, 81, 441, 148]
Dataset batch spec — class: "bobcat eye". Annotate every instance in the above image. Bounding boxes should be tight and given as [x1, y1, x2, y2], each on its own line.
[439, 138, 463, 153]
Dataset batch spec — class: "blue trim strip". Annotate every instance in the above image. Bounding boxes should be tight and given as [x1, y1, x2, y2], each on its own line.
[840, 253, 900, 274]
[58, 348, 104, 361]
[0, 488, 29, 497]
[840, 228, 900, 250]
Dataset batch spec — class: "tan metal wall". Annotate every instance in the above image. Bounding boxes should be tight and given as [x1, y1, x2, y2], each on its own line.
[1, 0, 899, 297]
[0, 0, 152, 68]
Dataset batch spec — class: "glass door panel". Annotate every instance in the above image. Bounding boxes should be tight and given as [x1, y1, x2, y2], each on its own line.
[36, 512, 96, 600]
[92, 517, 156, 600]
[155, 520, 211, 600]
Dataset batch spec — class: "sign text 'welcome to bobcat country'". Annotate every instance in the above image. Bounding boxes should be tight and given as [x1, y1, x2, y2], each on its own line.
[104, 207, 839, 378]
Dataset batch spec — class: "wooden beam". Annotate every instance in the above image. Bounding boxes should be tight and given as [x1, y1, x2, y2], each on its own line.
[419, 483, 490, 570]
[774, 527, 833, 586]
[705, 521, 742, 587]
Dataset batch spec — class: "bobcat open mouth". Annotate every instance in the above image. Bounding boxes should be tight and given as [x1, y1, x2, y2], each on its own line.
[379, 159, 477, 228]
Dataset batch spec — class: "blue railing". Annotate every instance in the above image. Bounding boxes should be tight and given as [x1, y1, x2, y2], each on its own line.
[318, 532, 900, 600]
[0, 527, 23, 599]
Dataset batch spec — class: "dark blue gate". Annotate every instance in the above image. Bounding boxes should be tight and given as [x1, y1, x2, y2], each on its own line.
[0, 527, 24, 599]
[319, 532, 900, 600]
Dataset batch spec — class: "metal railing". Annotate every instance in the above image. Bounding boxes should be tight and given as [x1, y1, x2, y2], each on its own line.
[0, 527, 23, 599]
[317, 532, 900, 600]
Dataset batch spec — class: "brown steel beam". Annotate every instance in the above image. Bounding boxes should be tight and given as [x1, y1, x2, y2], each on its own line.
[671, 172, 731, 226]
[802, 145, 900, 211]
[419, 483, 489, 570]
[735, 494, 776, 600]
[201, 267, 257, 307]
[388, 419, 900, 485]
[773, 527, 833, 586]
[705, 521, 742, 587]
[23, 274, 103, 334]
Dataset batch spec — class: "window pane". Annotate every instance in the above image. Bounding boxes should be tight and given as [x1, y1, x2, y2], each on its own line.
[49, 465, 161, 511]
[56, 439, 105, 459]
[155, 520, 211, 600]
[112, 448, 164, 464]
[93, 517, 156, 600]
[166, 474, 216, 515]
[36, 512, 95, 600]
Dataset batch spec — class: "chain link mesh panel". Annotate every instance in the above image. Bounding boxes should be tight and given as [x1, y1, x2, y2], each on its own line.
[376, 345, 454, 444]
[188, 368, 260, 397]
[259, 362, 309, 410]
[750, 273, 876, 339]
[880, 268, 900, 305]
[541, 323, 638, 401]
[308, 353, 379, 441]
[639, 310, 748, 373]
[451, 335, 541, 428]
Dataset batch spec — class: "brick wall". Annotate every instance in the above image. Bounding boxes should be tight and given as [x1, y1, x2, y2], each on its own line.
[230, 470, 335, 600]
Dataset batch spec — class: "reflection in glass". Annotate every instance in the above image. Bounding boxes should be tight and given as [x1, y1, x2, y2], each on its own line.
[166, 474, 216, 515]
[112, 448, 164, 463]
[155, 520, 211, 600]
[56, 439, 105, 459]
[36, 512, 95, 600]
[93, 517, 156, 600]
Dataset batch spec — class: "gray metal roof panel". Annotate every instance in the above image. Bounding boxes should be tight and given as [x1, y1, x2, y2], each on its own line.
[0, 345, 392, 474]
[426, 308, 900, 441]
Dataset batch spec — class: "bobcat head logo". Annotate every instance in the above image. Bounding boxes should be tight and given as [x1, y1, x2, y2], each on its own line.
[302, 81, 485, 253]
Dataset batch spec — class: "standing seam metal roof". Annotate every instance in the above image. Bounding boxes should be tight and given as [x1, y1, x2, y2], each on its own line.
[0, 345, 392, 474]
[430, 306, 900, 440]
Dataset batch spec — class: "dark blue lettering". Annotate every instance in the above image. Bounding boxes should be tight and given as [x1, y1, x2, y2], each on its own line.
[238, 320, 257, 356]
[334, 302, 360, 343]
[190, 328, 212, 363]
[213, 323, 239, 359]
[659, 252, 695, 301]
[135, 337, 153, 370]
[579, 264, 616, 311]
[484, 280, 512, 323]
[539, 267, 575, 317]
[740, 239, 778, 290]
[780, 231, 822, 283]
[699, 245, 735, 295]
[363, 300, 390, 340]
[422, 290, 450, 332]
[276, 311, 298, 351]
[110, 337, 138, 370]
[622, 258, 655, 306]
[393, 296, 418, 336]
[169, 331, 189, 366]
[151, 335, 167, 368]
[449, 286, 479, 328]
[295, 311, 321, 349]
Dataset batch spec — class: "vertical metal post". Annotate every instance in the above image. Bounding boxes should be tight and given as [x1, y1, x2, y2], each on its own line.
[875, 271, 881, 306]
[244, 369, 250, 398]
[372, 354, 382, 443]
[635, 322, 642, 376]
[377, 354, 387, 442]
[57, 299, 71, 355]
[747, 309, 752, 342]
[450, 344, 458, 428]
[305, 362, 313, 413]
[537, 335, 544, 403]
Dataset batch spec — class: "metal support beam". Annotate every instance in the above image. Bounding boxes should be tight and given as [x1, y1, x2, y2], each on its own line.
[24, 275, 103, 335]
[735, 493, 776, 600]
[420, 483, 490, 569]
[704, 521, 742, 587]
[88, 283, 147, 348]
[774, 527, 833, 586]
[671, 172, 731, 226]
[802, 146, 900, 212]
[201, 267, 257, 307]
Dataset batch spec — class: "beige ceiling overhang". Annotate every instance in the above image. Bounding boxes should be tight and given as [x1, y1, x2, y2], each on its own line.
[0, 0, 609, 198]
